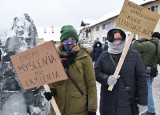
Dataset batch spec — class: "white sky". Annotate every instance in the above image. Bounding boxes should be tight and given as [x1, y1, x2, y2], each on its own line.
[0, 0, 143, 29]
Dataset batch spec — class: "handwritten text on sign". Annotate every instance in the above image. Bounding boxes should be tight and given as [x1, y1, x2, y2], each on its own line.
[11, 41, 67, 90]
[116, 0, 160, 39]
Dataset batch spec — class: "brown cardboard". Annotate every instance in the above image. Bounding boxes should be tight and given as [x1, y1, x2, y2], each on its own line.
[116, 0, 160, 39]
[10, 41, 68, 90]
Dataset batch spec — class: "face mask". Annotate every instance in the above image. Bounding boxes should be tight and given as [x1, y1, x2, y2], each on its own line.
[62, 40, 76, 51]
[108, 40, 126, 54]
[113, 40, 122, 44]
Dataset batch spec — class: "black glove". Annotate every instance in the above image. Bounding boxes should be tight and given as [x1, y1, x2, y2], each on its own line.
[44, 88, 56, 101]
[88, 111, 96, 115]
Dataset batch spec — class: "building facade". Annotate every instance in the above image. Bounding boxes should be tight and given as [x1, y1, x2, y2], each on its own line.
[80, 0, 160, 43]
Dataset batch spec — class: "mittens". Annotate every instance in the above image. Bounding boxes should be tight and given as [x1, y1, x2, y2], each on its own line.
[44, 88, 56, 101]
[107, 75, 120, 85]
[137, 104, 147, 114]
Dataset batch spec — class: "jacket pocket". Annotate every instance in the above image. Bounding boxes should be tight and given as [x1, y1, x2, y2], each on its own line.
[70, 92, 87, 114]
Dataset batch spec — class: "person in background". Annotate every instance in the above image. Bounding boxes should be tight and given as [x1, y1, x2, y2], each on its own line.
[95, 28, 147, 115]
[92, 40, 102, 65]
[130, 37, 136, 49]
[44, 25, 97, 115]
[133, 32, 160, 115]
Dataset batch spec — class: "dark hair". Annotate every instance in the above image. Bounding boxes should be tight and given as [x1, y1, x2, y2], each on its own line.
[106, 29, 126, 42]
[152, 32, 160, 39]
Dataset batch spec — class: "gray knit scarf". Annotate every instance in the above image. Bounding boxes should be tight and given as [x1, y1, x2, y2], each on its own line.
[108, 40, 126, 54]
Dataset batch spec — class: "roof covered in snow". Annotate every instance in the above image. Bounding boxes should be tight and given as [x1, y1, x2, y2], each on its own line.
[89, 10, 121, 27]
[89, 0, 157, 27]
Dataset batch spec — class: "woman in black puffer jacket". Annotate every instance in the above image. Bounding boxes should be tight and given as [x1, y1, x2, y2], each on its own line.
[95, 29, 147, 115]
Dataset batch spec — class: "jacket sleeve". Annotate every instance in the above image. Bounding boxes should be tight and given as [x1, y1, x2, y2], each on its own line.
[133, 39, 149, 53]
[94, 52, 109, 86]
[84, 55, 97, 112]
[135, 52, 147, 105]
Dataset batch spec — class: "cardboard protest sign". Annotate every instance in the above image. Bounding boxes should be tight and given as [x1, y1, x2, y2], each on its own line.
[116, 0, 160, 39]
[108, 0, 160, 91]
[10, 41, 68, 90]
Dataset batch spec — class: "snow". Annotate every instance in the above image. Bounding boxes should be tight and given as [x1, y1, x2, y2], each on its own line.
[131, 0, 156, 5]
[0, 13, 50, 115]
[1, 93, 28, 115]
[7, 30, 16, 38]
[89, 10, 120, 27]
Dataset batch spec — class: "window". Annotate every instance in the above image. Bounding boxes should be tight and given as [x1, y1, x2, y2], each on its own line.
[44, 28, 46, 33]
[102, 24, 106, 30]
[128, 34, 130, 38]
[51, 26, 54, 33]
[155, 5, 158, 12]
[96, 26, 99, 31]
[149, 5, 158, 12]
[83, 33, 85, 39]
[106, 22, 112, 32]
[96, 37, 100, 41]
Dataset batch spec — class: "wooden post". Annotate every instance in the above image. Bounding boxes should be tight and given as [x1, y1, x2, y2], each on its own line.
[43, 84, 61, 115]
[108, 33, 134, 91]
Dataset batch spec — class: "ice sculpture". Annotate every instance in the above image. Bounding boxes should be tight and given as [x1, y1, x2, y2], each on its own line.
[0, 13, 50, 115]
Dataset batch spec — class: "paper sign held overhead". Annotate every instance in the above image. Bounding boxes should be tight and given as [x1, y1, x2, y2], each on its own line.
[116, 0, 160, 39]
[11, 41, 68, 90]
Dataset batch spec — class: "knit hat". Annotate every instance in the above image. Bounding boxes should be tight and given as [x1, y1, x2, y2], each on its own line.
[60, 25, 79, 42]
[152, 32, 160, 39]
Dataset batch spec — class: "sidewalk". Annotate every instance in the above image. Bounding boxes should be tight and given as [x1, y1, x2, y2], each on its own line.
[153, 74, 160, 114]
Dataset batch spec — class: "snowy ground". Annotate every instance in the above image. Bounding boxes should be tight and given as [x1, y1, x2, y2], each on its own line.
[153, 74, 160, 115]
[96, 82, 101, 115]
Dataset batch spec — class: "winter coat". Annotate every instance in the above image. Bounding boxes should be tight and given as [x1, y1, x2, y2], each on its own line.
[133, 38, 160, 67]
[95, 49, 147, 115]
[92, 41, 102, 62]
[49, 47, 97, 115]
[102, 43, 108, 52]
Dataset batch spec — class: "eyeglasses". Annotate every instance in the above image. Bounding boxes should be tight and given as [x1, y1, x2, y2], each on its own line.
[113, 37, 122, 40]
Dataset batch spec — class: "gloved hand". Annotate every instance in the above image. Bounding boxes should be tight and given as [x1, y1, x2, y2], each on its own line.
[44, 88, 56, 101]
[88, 111, 96, 115]
[137, 104, 147, 114]
[107, 75, 120, 85]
